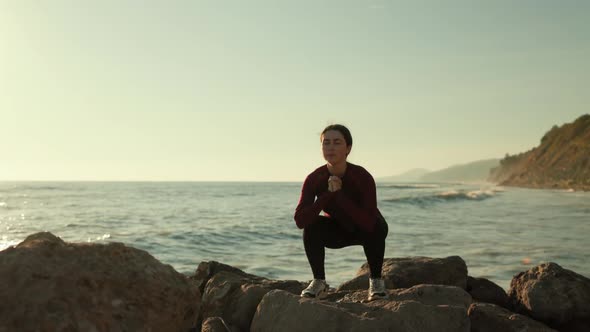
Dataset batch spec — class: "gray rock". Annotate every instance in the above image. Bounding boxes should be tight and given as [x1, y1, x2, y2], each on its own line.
[330, 284, 472, 309]
[467, 276, 509, 308]
[508, 262, 590, 332]
[338, 256, 468, 291]
[200, 269, 307, 332]
[201, 317, 231, 332]
[389, 284, 471, 308]
[0, 232, 200, 332]
[251, 289, 470, 332]
[192, 261, 255, 294]
[468, 302, 557, 332]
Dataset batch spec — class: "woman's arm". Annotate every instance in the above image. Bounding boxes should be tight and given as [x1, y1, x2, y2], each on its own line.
[330, 172, 378, 233]
[293, 174, 336, 229]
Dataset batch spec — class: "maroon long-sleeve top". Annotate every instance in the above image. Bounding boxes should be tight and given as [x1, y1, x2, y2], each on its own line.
[294, 162, 380, 233]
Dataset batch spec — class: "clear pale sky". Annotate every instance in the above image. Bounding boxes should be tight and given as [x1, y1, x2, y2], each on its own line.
[1, 1, 588, 181]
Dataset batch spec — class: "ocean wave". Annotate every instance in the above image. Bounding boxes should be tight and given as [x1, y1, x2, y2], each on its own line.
[211, 192, 255, 198]
[86, 234, 111, 242]
[0, 202, 18, 210]
[10, 185, 63, 191]
[438, 189, 497, 200]
[0, 239, 21, 251]
[379, 184, 440, 189]
[383, 189, 500, 205]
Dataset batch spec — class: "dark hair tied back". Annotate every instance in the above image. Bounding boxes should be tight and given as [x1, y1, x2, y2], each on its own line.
[321, 124, 353, 146]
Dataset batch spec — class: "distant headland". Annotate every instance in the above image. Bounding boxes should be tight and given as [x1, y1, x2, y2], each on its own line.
[379, 114, 590, 192]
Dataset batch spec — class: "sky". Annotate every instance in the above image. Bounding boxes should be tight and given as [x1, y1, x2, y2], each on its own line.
[1, 0, 589, 182]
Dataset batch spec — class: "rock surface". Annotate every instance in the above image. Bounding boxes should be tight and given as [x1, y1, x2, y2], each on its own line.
[251, 289, 470, 332]
[467, 276, 509, 308]
[326, 284, 472, 309]
[468, 302, 557, 332]
[0, 232, 200, 332]
[197, 261, 307, 332]
[192, 260, 255, 295]
[337, 256, 468, 291]
[200, 317, 231, 332]
[508, 262, 590, 332]
[4, 233, 589, 332]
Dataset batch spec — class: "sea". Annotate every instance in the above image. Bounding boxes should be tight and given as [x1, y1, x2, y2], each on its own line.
[1, 181, 588, 290]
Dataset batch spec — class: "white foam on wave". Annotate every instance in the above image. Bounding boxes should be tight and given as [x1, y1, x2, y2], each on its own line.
[383, 186, 502, 205]
[382, 184, 440, 189]
[413, 184, 440, 188]
[0, 236, 20, 251]
[439, 190, 460, 197]
[438, 189, 497, 200]
[467, 190, 496, 200]
[0, 202, 6, 207]
[86, 234, 112, 243]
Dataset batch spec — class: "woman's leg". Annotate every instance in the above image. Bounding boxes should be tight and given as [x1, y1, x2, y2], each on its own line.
[303, 216, 357, 279]
[303, 215, 388, 279]
[360, 216, 389, 278]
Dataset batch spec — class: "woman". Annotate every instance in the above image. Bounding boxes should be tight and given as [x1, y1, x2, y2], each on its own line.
[294, 124, 389, 301]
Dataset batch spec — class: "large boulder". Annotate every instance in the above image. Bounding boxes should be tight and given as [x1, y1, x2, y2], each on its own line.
[0, 232, 200, 332]
[385, 284, 471, 308]
[467, 276, 509, 308]
[468, 302, 557, 332]
[337, 256, 468, 291]
[199, 264, 307, 332]
[192, 261, 254, 295]
[327, 284, 472, 308]
[251, 289, 470, 332]
[508, 262, 590, 332]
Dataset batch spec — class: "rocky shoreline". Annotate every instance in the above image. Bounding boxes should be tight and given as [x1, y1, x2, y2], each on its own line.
[1, 232, 589, 332]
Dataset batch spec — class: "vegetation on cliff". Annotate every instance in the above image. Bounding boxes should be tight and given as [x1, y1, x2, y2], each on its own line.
[489, 114, 590, 191]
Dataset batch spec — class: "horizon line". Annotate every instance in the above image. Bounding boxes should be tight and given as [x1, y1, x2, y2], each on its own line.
[0, 179, 302, 183]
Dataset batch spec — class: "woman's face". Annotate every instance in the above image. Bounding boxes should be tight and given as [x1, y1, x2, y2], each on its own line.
[321, 130, 351, 165]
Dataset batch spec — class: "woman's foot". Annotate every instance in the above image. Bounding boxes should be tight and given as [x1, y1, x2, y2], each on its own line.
[301, 279, 329, 298]
[368, 278, 388, 301]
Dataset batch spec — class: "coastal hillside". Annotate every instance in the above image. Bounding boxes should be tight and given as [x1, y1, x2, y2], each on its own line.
[420, 159, 500, 183]
[377, 168, 430, 182]
[379, 160, 499, 184]
[488, 114, 590, 191]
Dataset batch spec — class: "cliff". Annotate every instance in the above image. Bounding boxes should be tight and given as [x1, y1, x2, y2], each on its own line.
[489, 114, 590, 191]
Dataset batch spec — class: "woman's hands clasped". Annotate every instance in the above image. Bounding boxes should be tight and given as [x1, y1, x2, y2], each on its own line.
[328, 176, 342, 192]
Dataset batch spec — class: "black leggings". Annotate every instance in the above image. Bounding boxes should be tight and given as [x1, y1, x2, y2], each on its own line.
[303, 214, 388, 280]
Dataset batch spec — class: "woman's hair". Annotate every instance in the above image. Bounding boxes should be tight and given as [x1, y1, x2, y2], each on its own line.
[321, 124, 353, 147]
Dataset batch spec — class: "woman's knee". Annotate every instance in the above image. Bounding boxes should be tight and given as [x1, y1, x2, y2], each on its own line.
[363, 217, 388, 241]
[378, 217, 389, 239]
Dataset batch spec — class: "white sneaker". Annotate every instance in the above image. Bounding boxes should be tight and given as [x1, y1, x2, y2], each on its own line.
[368, 278, 388, 301]
[301, 279, 329, 298]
